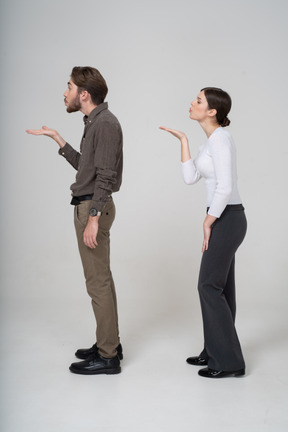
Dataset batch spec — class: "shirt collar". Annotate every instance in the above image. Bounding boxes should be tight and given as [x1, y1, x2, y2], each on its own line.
[83, 102, 108, 125]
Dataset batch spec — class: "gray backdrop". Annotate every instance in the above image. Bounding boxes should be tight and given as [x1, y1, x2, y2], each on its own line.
[1, 0, 287, 344]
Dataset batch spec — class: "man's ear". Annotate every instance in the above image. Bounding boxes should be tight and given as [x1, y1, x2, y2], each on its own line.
[80, 90, 90, 101]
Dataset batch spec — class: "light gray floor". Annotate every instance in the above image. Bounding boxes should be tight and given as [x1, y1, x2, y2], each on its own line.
[1, 294, 287, 432]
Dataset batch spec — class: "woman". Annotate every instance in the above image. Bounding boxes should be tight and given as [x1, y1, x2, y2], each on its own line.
[160, 87, 247, 378]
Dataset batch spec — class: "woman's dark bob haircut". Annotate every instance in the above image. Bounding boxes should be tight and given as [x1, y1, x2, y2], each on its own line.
[201, 87, 232, 127]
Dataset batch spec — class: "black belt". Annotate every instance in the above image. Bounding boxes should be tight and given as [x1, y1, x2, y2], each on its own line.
[70, 194, 93, 206]
[206, 204, 245, 215]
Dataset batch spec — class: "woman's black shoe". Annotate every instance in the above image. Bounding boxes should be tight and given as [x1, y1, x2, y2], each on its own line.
[186, 356, 208, 366]
[198, 367, 245, 378]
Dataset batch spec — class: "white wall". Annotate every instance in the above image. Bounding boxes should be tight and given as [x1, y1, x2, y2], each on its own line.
[1, 0, 287, 324]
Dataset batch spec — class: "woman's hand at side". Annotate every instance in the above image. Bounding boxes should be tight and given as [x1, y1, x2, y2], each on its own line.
[202, 214, 217, 252]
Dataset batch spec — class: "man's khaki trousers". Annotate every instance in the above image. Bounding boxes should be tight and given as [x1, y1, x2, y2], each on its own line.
[74, 199, 120, 358]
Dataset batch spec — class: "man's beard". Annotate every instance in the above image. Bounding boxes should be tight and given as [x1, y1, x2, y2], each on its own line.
[66, 94, 81, 113]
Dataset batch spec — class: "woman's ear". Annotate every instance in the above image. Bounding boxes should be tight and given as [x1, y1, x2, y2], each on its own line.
[208, 108, 217, 118]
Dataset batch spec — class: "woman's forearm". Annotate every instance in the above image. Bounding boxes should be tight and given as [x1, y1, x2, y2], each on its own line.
[159, 126, 192, 162]
[180, 136, 192, 163]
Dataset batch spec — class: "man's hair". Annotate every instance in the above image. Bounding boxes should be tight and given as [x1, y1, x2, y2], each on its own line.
[71, 66, 108, 105]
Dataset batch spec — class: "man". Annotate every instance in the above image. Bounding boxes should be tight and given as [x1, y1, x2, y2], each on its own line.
[26, 66, 123, 375]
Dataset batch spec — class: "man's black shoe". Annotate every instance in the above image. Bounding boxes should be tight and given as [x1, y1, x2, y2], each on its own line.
[198, 367, 245, 378]
[69, 353, 121, 375]
[186, 356, 208, 366]
[75, 343, 123, 360]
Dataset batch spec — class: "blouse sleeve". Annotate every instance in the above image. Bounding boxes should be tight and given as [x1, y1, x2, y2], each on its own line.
[181, 158, 201, 184]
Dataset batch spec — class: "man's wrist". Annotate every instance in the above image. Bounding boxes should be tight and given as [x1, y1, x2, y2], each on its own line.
[89, 208, 102, 217]
[88, 215, 100, 223]
[56, 135, 66, 148]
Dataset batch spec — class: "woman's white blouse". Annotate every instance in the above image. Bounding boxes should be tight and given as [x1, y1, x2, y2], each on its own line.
[181, 127, 242, 218]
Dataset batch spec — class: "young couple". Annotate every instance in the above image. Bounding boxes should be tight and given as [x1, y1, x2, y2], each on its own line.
[27, 66, 246, 379]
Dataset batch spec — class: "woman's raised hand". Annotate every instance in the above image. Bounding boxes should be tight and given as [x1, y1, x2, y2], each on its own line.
[159, 126, 187, 141]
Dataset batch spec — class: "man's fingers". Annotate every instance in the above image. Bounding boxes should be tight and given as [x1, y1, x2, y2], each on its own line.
[83, 235, 98, 249]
